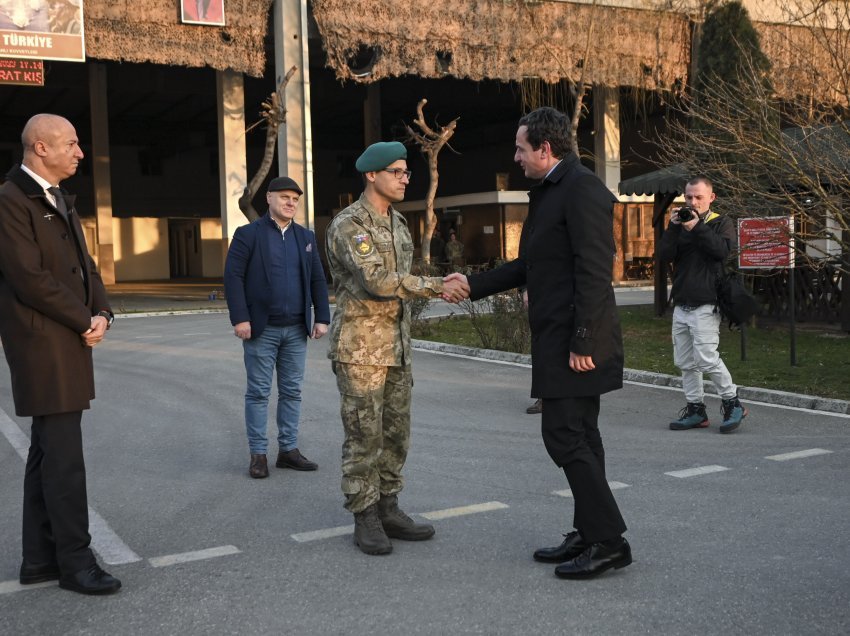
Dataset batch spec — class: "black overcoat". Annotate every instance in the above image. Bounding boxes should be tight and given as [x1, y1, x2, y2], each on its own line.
[0, 165, 109, 416]
[468, 154, 624, 398]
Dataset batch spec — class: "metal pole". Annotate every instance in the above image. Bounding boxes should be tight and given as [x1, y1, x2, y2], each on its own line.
[789, 268, 797, 366]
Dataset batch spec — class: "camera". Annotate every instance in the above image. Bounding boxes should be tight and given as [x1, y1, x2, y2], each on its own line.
[675, 204, 698, 223]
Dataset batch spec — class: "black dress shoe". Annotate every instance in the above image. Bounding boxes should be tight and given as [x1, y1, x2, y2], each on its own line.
[275, 448, 318, 471]
[59, 564, 122, 595]
[19, 561, 60, 585]
[533, 531, 587, 563]
[554, 539, 632, 579]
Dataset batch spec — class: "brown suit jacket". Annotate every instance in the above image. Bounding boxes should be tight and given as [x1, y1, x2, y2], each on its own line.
[0, 165, 109, 416]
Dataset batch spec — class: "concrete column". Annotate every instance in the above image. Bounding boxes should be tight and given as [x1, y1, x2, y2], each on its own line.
[364, 82, 381, 146]
[87, 63, 115, 284]
[273, 0, 314, 228]
[216, 69, 248, 258]
[593, 85, 621, 194]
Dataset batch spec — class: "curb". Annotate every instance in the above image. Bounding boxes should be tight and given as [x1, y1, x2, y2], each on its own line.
[115, 308, 228, 319]
[412, 339, 850, 415]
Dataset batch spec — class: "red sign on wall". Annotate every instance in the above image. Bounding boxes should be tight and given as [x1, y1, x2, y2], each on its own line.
[0, 57, 43, 85]
[738, 216, 794, 269]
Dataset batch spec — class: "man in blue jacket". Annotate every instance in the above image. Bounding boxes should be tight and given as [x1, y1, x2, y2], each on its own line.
[224, 177, 331, 478]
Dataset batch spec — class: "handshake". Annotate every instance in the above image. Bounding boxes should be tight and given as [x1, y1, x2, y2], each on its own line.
[440, 273, 470, 304]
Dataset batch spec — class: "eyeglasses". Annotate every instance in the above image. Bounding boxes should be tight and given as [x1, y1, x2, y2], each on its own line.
[383, 168, 412, 180]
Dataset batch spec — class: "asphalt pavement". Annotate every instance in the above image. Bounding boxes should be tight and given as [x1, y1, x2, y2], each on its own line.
[0, 312, 848, 634]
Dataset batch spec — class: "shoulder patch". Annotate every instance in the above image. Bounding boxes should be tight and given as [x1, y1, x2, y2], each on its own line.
[352, 233, 374, 257]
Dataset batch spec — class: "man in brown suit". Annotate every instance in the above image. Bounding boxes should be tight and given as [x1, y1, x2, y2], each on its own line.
[0, 114, 121, 595]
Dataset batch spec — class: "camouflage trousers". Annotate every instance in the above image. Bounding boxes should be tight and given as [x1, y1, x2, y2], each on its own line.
[333, 362, 412, 513]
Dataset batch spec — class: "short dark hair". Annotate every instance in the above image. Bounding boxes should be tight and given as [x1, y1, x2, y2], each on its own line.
[518, 107, 571, 159]
[687, 176, 713, 190]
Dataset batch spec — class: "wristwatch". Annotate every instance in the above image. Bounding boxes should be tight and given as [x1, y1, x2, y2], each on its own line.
[97, 310, 115, 330]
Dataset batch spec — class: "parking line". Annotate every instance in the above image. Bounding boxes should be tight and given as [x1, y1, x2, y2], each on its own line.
[290, 501, 510, 543]
[0, 408, 142, 566]
[149, 545, 241, 568]
[766, 448, 833, 462]
[420, 501, 509, 521]
[291, 525, 355, 543]
[665, 465, 730, 478]
[552, 481, 630, 497]
[0, 579, 56, 596]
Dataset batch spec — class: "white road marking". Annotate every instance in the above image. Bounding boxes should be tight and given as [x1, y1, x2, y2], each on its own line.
[665, 465, 730, 478]
[0, 580, 56, 595]
[0, 409, 30, 459]
[420, 501, 509, 520]
[552, 481, 630, 497]
[148, 545, 241, 568]
[290, 501, 510, 543]
[766, 448, 833, 462]
[182, 332, 211, 336]
[291, 525, 355, 543]
[133, 335, 162, 339]
[0, 407, 142, 566]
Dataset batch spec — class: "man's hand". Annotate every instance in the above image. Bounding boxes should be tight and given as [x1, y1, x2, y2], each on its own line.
[81, 315, 108, 347]
[569, 352, 595, 373]
[671, 208, 700, 232]
[311, 323, 328, 339]
[234, 321, 251, 340]
[442, 273, 469, 303]
[522, 289, 529, 310]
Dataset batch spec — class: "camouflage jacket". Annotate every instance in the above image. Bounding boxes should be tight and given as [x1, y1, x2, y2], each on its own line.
[326, 194, 443, 365]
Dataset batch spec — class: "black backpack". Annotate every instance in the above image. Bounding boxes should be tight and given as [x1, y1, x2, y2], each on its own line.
[715, 270, 759, 328]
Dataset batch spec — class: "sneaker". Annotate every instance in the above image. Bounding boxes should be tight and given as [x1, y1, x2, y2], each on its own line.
[669, 402, 709, 430]
[720, 397, 748, 434]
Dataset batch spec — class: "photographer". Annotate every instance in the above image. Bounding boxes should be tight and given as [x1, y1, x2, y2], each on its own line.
[657, 176, 748, 434]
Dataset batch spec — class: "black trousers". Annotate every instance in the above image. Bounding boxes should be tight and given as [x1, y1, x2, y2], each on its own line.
[541, 396, 627, 544]
[23, 411, 95, 574]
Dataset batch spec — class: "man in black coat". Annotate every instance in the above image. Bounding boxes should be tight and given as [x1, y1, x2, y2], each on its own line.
[445, 107, 630, 579]
[0, 114, 121, 594]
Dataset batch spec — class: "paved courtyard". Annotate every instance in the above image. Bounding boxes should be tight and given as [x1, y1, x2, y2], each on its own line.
[1, 312, 848, 634]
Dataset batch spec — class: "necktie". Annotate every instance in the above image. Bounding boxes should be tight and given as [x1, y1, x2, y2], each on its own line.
[47, 186, 68, 218]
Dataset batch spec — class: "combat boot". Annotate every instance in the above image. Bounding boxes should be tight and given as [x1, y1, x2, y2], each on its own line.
[719, 396, 748, 434]
[353, 504, 393, 555]
[377, 494, 435, 541]
[669, 402, 709, 430]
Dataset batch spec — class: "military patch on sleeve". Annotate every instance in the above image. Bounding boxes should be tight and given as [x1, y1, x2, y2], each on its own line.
[352, 233, 374, 257]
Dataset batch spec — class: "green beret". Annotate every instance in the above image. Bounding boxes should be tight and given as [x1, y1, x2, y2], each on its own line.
[355, 141, 407, 173]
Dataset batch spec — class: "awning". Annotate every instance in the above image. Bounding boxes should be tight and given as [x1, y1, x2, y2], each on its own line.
[618, 164, 687, 197]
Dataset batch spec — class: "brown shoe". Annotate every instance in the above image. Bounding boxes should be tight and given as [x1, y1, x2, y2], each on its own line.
[526, 398, 543, 414]
[275, 448, 318, 471]
[249, 454, 268, 478]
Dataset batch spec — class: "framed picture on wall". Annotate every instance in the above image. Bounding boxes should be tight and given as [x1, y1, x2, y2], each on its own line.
[181, 0, 225, 26]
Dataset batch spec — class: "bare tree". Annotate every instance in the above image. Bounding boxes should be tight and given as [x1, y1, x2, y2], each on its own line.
[657, 0, 849, 275]
[404, 98, 459, 264]
[238, 65, 299, 221]
[520, 0, 601, 156]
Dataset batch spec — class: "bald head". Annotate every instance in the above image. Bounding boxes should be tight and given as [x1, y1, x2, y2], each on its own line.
[21, 113, 83, 185]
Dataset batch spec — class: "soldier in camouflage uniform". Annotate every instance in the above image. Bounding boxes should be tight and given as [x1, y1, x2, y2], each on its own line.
[326, 141, 468, 555]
